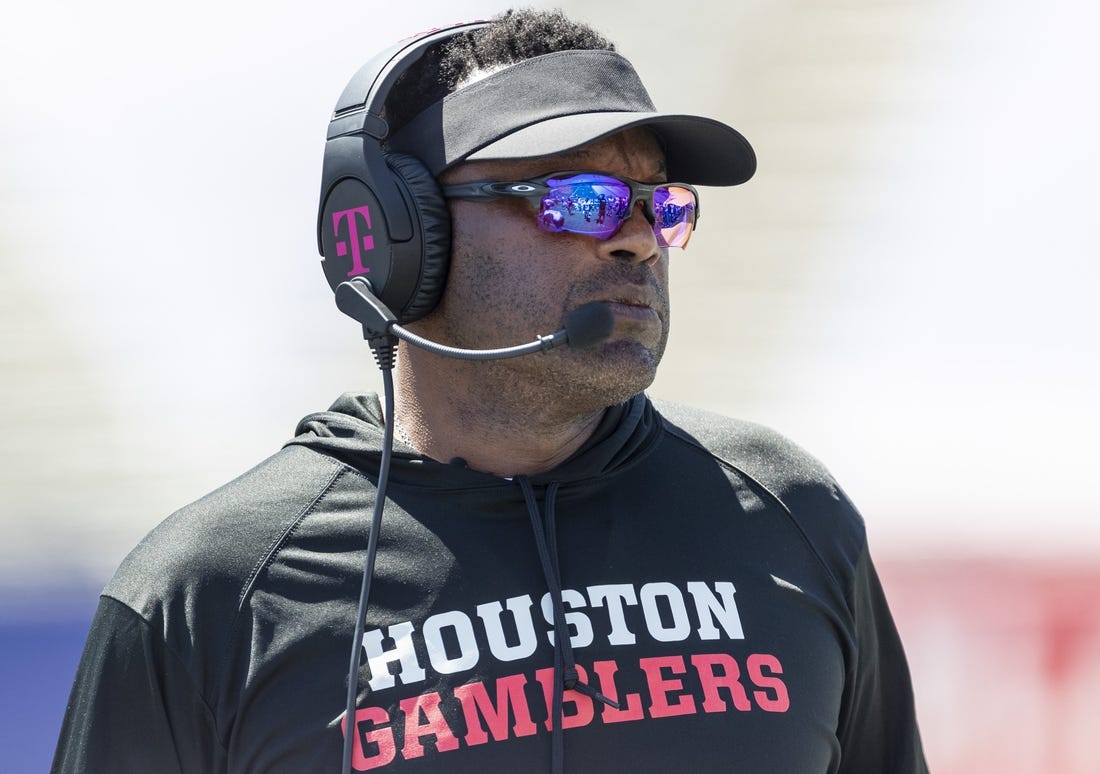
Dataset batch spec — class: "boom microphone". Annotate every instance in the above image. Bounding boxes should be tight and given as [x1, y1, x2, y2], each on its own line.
[334, 278, 614, 360]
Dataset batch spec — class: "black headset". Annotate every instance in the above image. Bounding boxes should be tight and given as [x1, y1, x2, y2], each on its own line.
[316, 21, 489, 324]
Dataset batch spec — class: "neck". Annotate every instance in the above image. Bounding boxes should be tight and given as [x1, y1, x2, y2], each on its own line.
[392, 348, 606, 477]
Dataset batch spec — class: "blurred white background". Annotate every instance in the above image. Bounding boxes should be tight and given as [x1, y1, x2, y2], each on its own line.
[2, 1, 1098, 771]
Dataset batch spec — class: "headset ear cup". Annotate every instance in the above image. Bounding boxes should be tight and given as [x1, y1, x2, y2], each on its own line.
[385, 153, 451, 322]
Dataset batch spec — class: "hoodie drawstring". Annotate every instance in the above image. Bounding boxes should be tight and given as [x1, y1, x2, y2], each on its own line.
[516, 477, 619, 774]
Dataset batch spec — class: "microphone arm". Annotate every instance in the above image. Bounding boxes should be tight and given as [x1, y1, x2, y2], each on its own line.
[334, 278, 612, 361]
[391, 324, 567, 361]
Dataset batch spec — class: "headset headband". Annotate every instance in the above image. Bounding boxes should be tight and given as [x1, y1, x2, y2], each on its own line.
[327, 21, 491, 143]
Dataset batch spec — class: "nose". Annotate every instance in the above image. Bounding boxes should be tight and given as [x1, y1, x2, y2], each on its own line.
[597, 199, 662, 264]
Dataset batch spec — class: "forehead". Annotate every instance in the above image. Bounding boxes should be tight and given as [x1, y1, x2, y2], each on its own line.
[442, 127, 667, 184]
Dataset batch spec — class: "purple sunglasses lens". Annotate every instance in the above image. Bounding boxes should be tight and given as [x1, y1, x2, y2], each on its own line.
[538, 174, 632, 239]
[537, 174, 695, 247]
[652, 186, 696, 248]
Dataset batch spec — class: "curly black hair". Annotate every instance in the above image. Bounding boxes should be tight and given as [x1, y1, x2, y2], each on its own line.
[383, 9, 616, 134]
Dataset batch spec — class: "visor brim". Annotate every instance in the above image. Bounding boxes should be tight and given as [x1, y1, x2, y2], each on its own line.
[463, 111, 756, 187]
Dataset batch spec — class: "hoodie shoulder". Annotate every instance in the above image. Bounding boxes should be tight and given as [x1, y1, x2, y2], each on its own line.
[103, 444, 348, 639]
[652, 399, 866, 588]
[652, 400, 837, 497]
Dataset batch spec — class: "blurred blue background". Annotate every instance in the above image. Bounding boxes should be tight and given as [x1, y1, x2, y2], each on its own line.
[2, 1, 1098, 771]
[1, 607, 94, 772]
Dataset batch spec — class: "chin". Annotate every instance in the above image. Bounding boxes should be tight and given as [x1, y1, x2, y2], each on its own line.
[561, 340, 663, 409]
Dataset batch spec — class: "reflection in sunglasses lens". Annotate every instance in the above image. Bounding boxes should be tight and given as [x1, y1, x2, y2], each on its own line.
[536, 175, 696, 247]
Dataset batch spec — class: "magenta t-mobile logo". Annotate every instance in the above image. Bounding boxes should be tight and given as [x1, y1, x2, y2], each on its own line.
[332, 205, 375, 277]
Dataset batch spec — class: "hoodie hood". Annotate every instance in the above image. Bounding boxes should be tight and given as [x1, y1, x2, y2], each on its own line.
[285, 391, 661, 487]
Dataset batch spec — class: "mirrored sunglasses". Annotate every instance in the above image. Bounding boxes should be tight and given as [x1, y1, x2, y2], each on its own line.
[442, 172, 700, 248]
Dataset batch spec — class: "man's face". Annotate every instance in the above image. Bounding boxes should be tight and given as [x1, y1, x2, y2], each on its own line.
[416, 128, 671, 410]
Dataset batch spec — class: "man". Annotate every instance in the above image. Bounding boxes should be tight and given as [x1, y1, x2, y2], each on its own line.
[53, 9, 928, 774]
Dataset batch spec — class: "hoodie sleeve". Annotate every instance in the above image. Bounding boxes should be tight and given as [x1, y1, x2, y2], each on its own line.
[51, 595, 225, 774]
[836, 548, 928, 774]
[654, 399, 928, 772]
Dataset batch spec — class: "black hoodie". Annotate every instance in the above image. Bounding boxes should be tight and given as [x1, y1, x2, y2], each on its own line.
[53, 392, 927, 774]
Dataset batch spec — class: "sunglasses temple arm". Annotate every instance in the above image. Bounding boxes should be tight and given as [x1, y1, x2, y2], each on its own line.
[439, 182, 516, 201]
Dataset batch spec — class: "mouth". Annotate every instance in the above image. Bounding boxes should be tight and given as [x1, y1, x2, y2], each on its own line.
[590, 290, 665, 323]
[603, 299, 661, 322]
